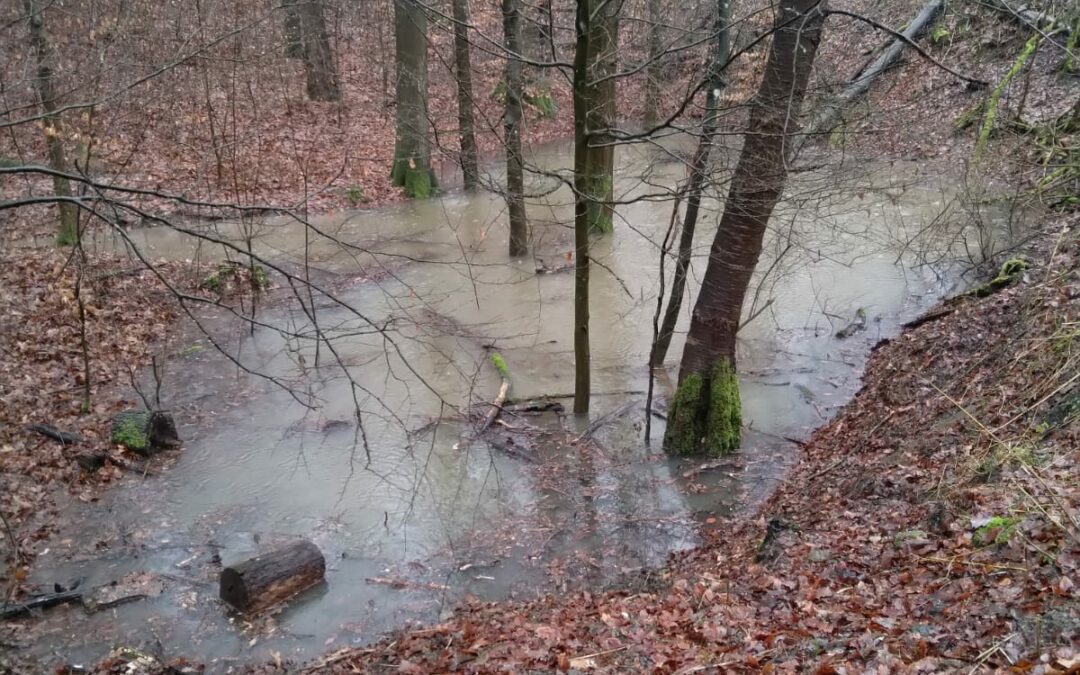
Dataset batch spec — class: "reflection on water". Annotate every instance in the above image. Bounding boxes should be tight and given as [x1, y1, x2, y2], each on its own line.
[27, 138, 1009, 670]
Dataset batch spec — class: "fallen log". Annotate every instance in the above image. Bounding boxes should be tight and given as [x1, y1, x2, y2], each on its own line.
[809, 0, 946, 136]
[26, 424, 82, 445]
[0, 590, 82, 620]
[219, 540, 325, 613]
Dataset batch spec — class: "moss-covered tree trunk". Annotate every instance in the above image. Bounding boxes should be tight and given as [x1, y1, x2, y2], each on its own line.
[504, 0, 528, 256]
[582, 0, 620, 234]
[25, 0, 78, 246]
[650, 0, 731, 368]
[299, 0, 341, 101]
[452, 0, 480, 190]
[665, 0, 825, 456]
[391, 0, 437, 198]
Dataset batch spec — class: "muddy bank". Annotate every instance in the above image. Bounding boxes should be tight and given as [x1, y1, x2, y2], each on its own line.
[287, 217, 1079, 673]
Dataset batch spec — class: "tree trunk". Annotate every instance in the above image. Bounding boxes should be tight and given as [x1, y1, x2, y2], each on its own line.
[391, 0, 437, 198]
[665, 0, 825, 456]
[650, 0, 731, 368]
[452, 0, 480, 190]
[582, 0, 620, 234]
[504, 0, 528, 256]
[219, 540, 325, 613]
[284, 5, 304, 58]
[644, 0, 663, 129]
[807, 0, 943, 137]
[572, 0, 593, 414]
[25, 0, 78, 246]
[299, 0, 340, 101]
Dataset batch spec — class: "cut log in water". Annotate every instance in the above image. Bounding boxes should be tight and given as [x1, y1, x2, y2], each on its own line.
[219, 540, 325, 613]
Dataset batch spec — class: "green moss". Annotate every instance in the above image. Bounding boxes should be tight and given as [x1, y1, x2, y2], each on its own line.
[392, 158, 437, 199]
[585, 174, 613, 234]
[111, 411, 149, 452]
[974, 516, 1020, 546]
[930, 25, 949, 45]
[524, 91, 556, 118]
[705, 360, 741, 454]
[345, 185, 368, 206]
[251, 264, 270, 291]
[975, 34, 1041, 161]
[201, 264, 236, 293]
[969, 257, 1028, 297]
[490, 352, 510, 380]
[954, 101, 986, 133]
[664, 373, 705, 456]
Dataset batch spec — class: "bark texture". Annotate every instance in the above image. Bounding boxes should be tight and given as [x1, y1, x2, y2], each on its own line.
[220, 540, 325, 613]
[504, 0, 528, 256]
[666, 0, 825, 456]
[650, 0, 731, 367]
[299, 1, 341, 101]
[391, 0, 437, 198]
[582, 0, 620, 233]
[452, 0, 480, 189]
[572, 0, 592, 413]
[25, 0, 78, 246]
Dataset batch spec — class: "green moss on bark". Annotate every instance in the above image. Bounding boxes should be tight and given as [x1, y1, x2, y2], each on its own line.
[664, 360, 742, 456]
[706, 360, 741, 453]
[391, 158, 437, 199]
[664, 372, 705, 456]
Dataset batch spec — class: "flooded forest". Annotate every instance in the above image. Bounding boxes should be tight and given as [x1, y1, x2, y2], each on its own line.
[1, 0, 1077, 673]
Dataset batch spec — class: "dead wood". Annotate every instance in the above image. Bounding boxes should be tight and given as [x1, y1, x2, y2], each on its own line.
[220, 540, 325, 613]
[25, 423, 81, 445]
[0, 590, 82, 620]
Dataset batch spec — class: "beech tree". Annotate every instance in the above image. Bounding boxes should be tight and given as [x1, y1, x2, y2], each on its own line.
[299, 0, 340, 102]
[25, 0, 78, 246]
[452, 0, 480, 190]
[391, 0, 436, 198]
[664, 0, 826, 455]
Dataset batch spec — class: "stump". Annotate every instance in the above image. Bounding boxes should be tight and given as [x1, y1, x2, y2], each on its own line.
[111, 410, 181, 456]
[219, 540, 325, 613]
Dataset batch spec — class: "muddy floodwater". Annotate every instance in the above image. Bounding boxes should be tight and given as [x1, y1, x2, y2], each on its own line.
[25, 138, 1012, 670]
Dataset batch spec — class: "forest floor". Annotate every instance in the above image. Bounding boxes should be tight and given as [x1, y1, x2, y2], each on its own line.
[1, 0, 1077, 672]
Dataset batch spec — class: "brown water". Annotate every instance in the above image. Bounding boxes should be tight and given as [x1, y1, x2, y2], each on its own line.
[22, 138, 1008, 670]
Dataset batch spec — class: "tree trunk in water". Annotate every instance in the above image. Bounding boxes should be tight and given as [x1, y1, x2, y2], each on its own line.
[644, 0, 663, 129]
[503, 0, 528, 256]
[284, 6, 304, 58]
[582, 0, 620, 234]
[25, 0, 78, 246]
[452, 0, 479, 190]
[299, 1, 340, 101]
[650, 0, 731, 367]
[572, 0, 592, 413]
[665, 0, 825, 456]
[391, 0, 437, 198]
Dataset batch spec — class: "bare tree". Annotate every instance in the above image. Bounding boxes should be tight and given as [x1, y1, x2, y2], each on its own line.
[665, 0, 826, 456]
[24, 0, 79, 246]
[504, 0, 528, 256]
[452, 0, 480, 190]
